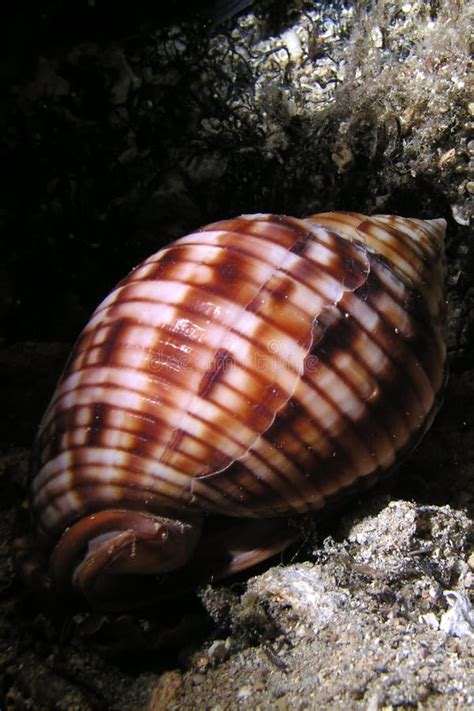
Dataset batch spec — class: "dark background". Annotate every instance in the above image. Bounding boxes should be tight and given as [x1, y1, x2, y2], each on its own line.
[0, 1, 472, 707]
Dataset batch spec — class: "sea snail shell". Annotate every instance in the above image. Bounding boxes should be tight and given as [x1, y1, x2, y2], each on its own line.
[23, 211, 447, 607]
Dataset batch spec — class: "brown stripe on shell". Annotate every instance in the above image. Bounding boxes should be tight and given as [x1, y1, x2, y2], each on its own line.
[367, 264, 445, 392]
[342, 290, 432, 410]
[280, 262, 429, 427]
[179, 216, 370, 294]
[37, 346, 287, 458]
[197, 348, 233, 398]
[34, 354, 322, 524]
[306, 305, 411, 446]
[185, 216, 445, 518]
[350, 267, 443, 401]
[84, 286, 307, 373]
[201, 214, 307, 250]
[307, 213, 445, 317]
[283, 245, 438, 417]
[30, 212, 446, 577]
[179, 221, 374, 513]
[35, 378, 267, 487]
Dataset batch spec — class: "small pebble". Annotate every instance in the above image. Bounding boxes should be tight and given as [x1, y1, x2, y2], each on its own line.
[438, 148, 456, 167]
[450, 203, 471, 225]
[237, 686, 253, 700]
[195, 655, 209, 672]
[281, 29, 303, 62]
[192, 674, 206, 686]
[208, 639, 231, 664]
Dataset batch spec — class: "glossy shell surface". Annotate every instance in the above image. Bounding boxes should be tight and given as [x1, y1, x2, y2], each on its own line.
[28, 212, 446, 599]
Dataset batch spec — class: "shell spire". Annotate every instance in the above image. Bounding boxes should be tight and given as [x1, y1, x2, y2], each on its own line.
[306, 212, 446, 321]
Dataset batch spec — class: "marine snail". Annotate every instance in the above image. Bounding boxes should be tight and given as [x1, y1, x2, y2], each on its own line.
[20, 211, 447, 608]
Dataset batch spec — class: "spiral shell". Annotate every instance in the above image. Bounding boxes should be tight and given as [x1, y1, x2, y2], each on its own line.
[25, 211, 446, 606]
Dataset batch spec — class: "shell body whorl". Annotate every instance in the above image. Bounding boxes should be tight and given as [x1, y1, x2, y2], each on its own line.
[27, 211, 447, 605]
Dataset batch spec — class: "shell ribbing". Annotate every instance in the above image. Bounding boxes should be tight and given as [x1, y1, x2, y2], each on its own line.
[31, 213, 446, 538]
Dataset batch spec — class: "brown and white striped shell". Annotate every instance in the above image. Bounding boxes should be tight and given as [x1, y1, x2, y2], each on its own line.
[24, 211, 447, 607]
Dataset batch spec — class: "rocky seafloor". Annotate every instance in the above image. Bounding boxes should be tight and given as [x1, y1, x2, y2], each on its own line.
[0, 0, 473, 708]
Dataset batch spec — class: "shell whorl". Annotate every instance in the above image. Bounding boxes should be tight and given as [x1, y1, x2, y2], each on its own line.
[28, 211, 446, 597]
